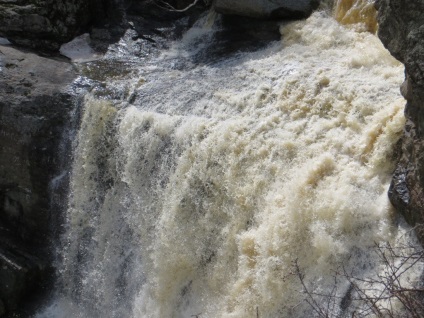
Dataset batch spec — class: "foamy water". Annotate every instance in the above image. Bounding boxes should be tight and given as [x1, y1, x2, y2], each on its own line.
[37, 3, 423, 318]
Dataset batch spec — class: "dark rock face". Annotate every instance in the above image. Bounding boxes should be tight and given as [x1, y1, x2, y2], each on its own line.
[214, 0, 320, 19]
[376, 0, 424, 243]
[0, 0, 209, 51]
[0, 0, 123, 50]
[0, 44, 77, 315]
[0, 229, 46, 315]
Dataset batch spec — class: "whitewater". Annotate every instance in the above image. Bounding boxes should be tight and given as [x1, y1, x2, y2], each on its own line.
[37, 1, 423, 317]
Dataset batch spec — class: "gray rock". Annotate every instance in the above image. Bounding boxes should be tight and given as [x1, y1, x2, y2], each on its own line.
[214, 0, 320, 19]
[376, 0, 424, 244]
[0, 44, 77, 315]
[0, 45, 76, 240]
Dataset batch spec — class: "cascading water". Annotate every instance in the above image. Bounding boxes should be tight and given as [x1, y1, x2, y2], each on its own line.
[334, 0, 377, 33]
[38, 1, 424, 317]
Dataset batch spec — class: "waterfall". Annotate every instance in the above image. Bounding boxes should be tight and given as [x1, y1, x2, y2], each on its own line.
[37, 2, 423, 318]
[334, 0, 377, 33]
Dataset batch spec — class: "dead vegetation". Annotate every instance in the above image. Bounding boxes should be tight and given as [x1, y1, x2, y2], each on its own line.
[296, 228, 424, 317]
[146, 0, 211, 12]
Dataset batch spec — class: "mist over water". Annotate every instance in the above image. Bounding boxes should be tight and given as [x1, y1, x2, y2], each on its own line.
[38, 3, 424, 318]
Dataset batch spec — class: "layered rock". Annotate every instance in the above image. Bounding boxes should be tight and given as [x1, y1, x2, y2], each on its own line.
[0, 44, 77, 315]
[376, 0, 424, 243]
[214, 0, 320, 19]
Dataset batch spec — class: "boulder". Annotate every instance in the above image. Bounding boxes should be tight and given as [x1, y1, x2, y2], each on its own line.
[214, 0, 320, 19]
[376, 0, 424, 244]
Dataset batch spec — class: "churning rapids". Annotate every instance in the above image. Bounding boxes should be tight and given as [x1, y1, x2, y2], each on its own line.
[37, 2, 423, 318]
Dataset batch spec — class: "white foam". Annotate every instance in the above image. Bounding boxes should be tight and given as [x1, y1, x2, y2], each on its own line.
[41, 8, 423, 318]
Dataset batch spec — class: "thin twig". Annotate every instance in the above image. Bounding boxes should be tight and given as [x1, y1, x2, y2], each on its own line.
[155, 0, 201, 12]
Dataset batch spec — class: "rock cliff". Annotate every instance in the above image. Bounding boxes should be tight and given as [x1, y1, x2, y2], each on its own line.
[376, 0, 424, 244]
[0, 45, 78, 315]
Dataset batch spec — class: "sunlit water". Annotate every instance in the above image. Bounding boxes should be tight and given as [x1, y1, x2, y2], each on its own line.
[37, 2, 423, 318]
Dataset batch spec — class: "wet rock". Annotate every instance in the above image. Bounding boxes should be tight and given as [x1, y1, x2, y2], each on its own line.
[214, 0, 320, 19]
[0, 228, 46, 314]
[0, 0, 123, 51]
[0, 0, 211, 52]
[0, 44, 77, 315]
[377, 0, 424, 244]
[188, 14, 282, 64]
[0, 45, 76, 241]
[400, 76, 413, 101]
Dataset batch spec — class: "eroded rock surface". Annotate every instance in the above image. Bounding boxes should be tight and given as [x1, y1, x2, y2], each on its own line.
[376, 0, 424, 243]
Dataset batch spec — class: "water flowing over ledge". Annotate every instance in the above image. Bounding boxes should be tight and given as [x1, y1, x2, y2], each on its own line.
[37, 3, 424, 318]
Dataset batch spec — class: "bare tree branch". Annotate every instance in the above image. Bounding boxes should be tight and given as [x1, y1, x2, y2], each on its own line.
[152, 0, 210, 12]
[295, 238, 424, 318]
